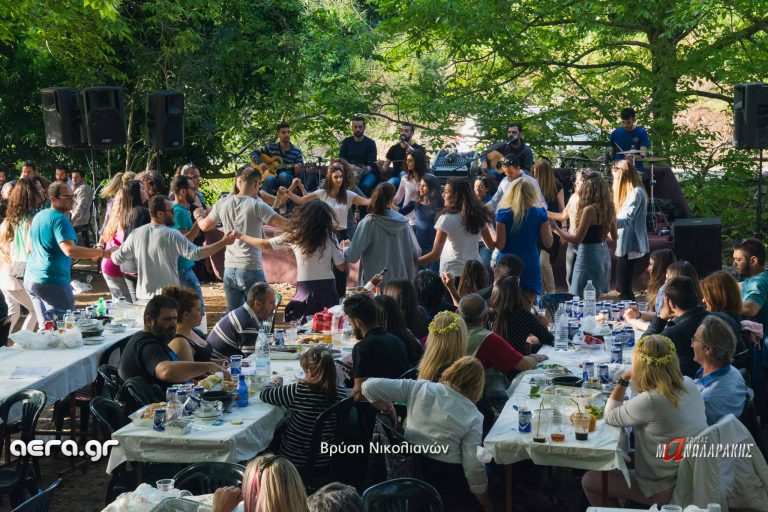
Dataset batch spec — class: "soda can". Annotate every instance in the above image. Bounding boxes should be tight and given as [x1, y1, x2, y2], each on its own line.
[598, 364, 610, 384]
[519, 409, 532, 433]
[183, 395, 201, 415]
[568, 321, 579, 340]
[193, 386, 205, 397]
[584, 361, 595, 379]
[44, 320, 56, 331]
[611, 347, 623, 364]
[623, 327, 636, 347]
[274, 329, 285, 346]
[153, 408, 166, 431]
[230, 355, 243, 375]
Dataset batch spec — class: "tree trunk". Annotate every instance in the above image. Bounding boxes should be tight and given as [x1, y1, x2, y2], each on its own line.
[646, 32, 679, 154]
[125, 96, 135, 173]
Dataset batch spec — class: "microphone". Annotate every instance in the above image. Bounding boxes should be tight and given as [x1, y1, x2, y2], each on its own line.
[507, 135, 519, 145]
[399, 135, 415, 151]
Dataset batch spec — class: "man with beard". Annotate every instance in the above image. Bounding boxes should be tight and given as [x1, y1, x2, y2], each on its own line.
[111, 195, 236, 301]
[207, 282, 277, 359]
[481, 123, 534, 177]
[340, 116, 378, 197]
[118, 294, 224, 389]
[382, 122, 426, 191]
[343, 293, 409, 401]
[734, 238, 768, 336]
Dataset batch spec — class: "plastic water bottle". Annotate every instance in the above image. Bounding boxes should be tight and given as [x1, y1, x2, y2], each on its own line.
[583, 280, 596, 318]
[254, 325, 271, 386]
[554, 303, 569, 351]
[96, 297, 106, 317]
[236, 375, 249, 407]
[165, 388, 182, 422]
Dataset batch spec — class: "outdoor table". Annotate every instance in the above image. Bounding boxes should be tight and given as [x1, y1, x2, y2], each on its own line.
[484, 343, 634, 512]
[101, 484, 216, 512]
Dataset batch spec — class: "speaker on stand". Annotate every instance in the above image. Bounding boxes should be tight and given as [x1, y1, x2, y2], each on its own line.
[146, 90, 184, 150]
[672, 218, 722, 277]
[42, 87, 86, 148]
[82, 86, 127, 148]
[734, 83, 768, 235]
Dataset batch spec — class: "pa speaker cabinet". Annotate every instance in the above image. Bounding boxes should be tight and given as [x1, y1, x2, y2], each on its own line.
[82, 86, 126, 148]
[672, 218, 722, 277]
[146, 90, 184, 150]
[734, 83, 768, 149]
[41, 87, 86, 147]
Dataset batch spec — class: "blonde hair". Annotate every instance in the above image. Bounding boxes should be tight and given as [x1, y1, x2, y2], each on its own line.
[576, 175, 616, 239]
[632, 335, 686, 406]
[532, 159, 558, 204]
[100, 171, 136, 198]
[612, 160, 643, 211]
[243, 455, 308, 512]
[418, 312, 468, 382]
[498, 178, 539, 232]
[440, 356, 485, 403]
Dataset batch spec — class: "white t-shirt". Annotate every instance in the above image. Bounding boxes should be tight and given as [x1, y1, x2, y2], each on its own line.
[315, 190, 359, 230]
[207, 194, 277, 270]
[435, 212, 481, 275]
[270, 235, 344, 282]
[394, 176, 421, 224]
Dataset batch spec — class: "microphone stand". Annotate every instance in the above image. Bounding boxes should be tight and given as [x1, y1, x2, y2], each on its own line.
[214, 135, 260, 177]
[446, 138, 515, 181]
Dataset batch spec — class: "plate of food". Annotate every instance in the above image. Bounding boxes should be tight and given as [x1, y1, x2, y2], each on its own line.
[83, 336, 105, 345]
[540, 363, 572, 376]
[297, 333, 331, 344]
[131, 402, 166, 427]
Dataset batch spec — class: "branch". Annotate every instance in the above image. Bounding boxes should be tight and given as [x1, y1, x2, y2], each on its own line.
[686, 15, 768, 63]
[363, 112, 430, 131]
[683, 89, 731, 102]
[513, 59, 648, 72]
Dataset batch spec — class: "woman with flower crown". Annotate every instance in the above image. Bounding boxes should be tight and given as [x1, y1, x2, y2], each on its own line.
[582, 335, 707, 506]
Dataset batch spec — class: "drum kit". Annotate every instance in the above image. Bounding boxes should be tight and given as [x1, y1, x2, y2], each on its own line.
[559, 149, 670, 233]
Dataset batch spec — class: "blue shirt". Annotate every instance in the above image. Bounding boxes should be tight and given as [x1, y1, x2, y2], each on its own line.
[207, 302, 262, 359]
[742, 270, 768, 338]
[694, 365, 753, 425]
[495, 206, 548, 294]
[25, 208, 77, 286]
[173, 203, 195, 270]
[610, 126, 651, 172]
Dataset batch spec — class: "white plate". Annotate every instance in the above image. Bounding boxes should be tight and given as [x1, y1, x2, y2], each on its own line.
[195, 411, 222, 421]
[83, 336, 105, 345]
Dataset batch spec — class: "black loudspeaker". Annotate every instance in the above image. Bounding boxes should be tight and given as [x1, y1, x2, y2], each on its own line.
[734, 83, 768, 149]
[146, 90, 184, 150]
[673, 218, 722, 277]
[41, 87, 86, 147]
[82, 86, 126, 148]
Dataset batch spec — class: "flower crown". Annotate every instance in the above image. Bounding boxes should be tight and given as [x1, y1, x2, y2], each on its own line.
[636, 336, 677, 366]
[429, 312, 462, 336]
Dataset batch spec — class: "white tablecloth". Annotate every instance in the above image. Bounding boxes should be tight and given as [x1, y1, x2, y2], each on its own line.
[483, 344, 633, 482]
[0, 329, 139, 422]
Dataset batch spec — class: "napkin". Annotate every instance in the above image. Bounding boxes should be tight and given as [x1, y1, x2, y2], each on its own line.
[648, 505, 706, 512]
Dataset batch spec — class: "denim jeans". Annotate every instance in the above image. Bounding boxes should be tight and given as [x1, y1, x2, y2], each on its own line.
[386, 171, 406, 192]
[103, 274, 133, 303]
[223, 267, 266, 312]
[262, 171, 294, 195]
[24, 282, 75, 323]
[179, 267, 206, 313]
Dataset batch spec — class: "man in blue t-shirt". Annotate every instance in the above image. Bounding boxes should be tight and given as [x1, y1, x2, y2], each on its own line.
[609, 107, 651, 175]
[734, 238, 768, 336]
[24, 182, 107, 321]
[171, 175, 206, 317]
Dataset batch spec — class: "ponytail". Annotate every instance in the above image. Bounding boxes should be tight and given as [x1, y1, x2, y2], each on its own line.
[299, 346, 338, 403]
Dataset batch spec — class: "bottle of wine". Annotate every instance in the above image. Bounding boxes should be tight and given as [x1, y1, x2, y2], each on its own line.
[363, 267, 388, 292]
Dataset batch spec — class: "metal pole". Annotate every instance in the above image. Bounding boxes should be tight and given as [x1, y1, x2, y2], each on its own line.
[758, 148, 765, 237]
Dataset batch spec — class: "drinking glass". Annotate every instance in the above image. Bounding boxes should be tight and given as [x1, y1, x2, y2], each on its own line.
[572, 413, 591, 441]
[549, 408, 565, 442]
[156, 479, 175, 492]
[661, 506, 682, 512]
[637, 301, 649, 313]
[532, 409, 550, 443]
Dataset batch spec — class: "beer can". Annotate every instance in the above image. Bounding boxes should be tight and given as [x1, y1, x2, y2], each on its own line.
[584, 361, 595, 379]
[274, 329, 285, 346]
[153, 408, 166, 431]
[230, 355, 243, 375]
[183, 395, 201, 415]
[568, 321, 579, 340]
[519, 409, 532, 433]
[598, 364, 610, 384]
[623, 327, 636, 347]
[611, 347, 623, 364]
[193, 386, 205, 397]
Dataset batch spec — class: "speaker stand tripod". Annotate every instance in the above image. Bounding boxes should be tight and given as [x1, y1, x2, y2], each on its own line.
[757, 147, 765, 237]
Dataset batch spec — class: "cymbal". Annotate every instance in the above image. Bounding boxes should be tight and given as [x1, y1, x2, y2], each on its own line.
[641, 156, 669, 163]
[559, 155, 600, 162]
[616, 149, 642, 155]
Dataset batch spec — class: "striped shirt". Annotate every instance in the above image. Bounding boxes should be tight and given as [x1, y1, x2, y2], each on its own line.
[251, 142, 304, 170]
[206, 302, 261, 359]
[259, 382, 348, 469]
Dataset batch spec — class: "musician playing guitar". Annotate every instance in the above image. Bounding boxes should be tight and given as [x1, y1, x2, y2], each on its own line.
[608, 107, 651, 177]
[481, 123, 534, 184]
[380, 122, 425, 191]
[340, 116, 378, 197]
[251, 122, 309, 196]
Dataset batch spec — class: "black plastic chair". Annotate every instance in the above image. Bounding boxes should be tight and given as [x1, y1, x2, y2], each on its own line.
[398, 367, 418, 380]
[173, 462, 246, 495]
[121, 377, 165, 414]
[0, 390, 47, 507]
[89, 397, 136, 503]
[304, 397, 356, 492]
[733, 349, 751, 370]
[96, 365, 123, 401]
[10, 478, 61, 512]
[362, 478, 445, 512]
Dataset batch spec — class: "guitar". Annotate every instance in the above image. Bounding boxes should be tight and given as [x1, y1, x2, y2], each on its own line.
[251, 153, 284, 178]
[486, 150, 505, 171]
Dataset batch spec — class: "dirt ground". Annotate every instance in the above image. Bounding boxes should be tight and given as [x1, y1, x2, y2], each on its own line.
[2, 262, 296, 512]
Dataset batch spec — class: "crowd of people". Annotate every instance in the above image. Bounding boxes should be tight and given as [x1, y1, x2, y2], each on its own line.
[0, 108, 766, 510]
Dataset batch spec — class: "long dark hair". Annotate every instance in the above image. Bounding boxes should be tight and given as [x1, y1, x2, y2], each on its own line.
[647, 249, 676, 307]
[414, 270, 450, 316]
[300, 346, 338, 402]
[323, 158, 352, 204]
[284, 201, 337, 257]
[444, 178, 489, 234]
[405, 150, 428, 181]
[375, 295, 424, 365]
[420, 174, 443, 210]
[101, 180, 146, 244]
[0, 178, 44, 264]
[383, 280, 426, 337]
[368, 182, 396, 216]
[458, 260, 488, 297]
[491, 277, 528, 349]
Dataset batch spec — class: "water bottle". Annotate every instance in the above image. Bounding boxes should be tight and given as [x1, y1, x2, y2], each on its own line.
[236, 374, 249, 407]
[96, 297, 106, 317]
[63, 310, 75, 330]
[165, 388, 182, 422]
[583, 280, 596, 318]
[254, 325, 271, 386]
[554, 303, 569, 351]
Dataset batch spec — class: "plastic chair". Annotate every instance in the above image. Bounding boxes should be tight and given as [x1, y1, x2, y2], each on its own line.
[121, 377, 165, 414]
[10, 478, 62, 512]
[303, 397, 356, 491]
[362, 478, 445, 512]
[0, 390, 47, 508]
[172, 462, 246, 495]
[89, 397, 136, 503]
[96, 365, 123, 401]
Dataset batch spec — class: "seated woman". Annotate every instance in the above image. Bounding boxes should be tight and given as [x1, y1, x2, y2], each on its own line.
[414, 269, 456, 321]
[699, 270, 747, 354]
[383, 279, 430, 340]
[212, 454, 309, 512]
[623, 249, 676, 332]
[417, 311, 468, 382]
[639, 260, 702, 337]
[374, 294, 424, 367]
[693, 315, 753, 425]
[236, 201, 345, 322]
[362, 357, 493, 512]
[442, 259, 489, 307]
[162, 285, 213, 362]
[491, 276, 553, 354]
[582, 335, 708, 506]
[259, 346, 348, 476]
